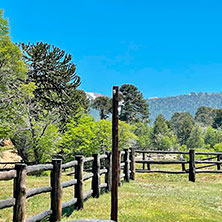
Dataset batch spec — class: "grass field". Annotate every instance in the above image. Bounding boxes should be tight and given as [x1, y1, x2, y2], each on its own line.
[1, 169, 222, 222]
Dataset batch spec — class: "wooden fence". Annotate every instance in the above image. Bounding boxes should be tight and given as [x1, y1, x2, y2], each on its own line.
[135, 149, 222, 182]
[0, 148, 135, 222]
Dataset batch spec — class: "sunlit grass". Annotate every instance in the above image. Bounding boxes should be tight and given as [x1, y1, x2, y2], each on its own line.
[1, 166, 222, 222]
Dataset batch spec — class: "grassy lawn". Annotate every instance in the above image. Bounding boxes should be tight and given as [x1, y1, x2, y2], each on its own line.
[1, 169, 222, 222]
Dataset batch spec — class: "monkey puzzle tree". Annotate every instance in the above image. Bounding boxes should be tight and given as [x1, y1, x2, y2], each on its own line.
[119, 84, 149, 124]
[92, 96, 111, 120]
[10, 42, 89, 163]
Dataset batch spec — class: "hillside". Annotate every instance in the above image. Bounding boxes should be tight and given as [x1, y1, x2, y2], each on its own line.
[148, 92, 222, 123]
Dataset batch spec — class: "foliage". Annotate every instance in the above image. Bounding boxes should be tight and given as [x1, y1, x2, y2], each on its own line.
[91, 96, 111, 119]
[186, 126, 204, 148]
[133, 122, 151, 150]
[118, 120, 137, 150]
[0, 10, 27, 139]
[60, 114, 136, 159]
[119, 84, 149, 124]
[170, 112, 195, 145]
[214, 142, 222, 152]
[212, 109, 222, 129]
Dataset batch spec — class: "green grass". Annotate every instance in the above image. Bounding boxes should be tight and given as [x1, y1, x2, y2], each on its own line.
[1, 169, 222, 222]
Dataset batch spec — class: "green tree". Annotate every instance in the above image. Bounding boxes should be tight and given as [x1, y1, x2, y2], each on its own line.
[92, 96, 111, 119]
[153, 114, 169, 135]
[0, 10, 27, 139]
[195, 106, 214, 126]
[10, 42, 89, 163]
[212, 109, 222, 129]
[186, 126, 204, 148]
[133, 122, 151, 150]
[119, 84, 149, 123]
[170, 112, 195, 145]
[204, 126, 218, 148]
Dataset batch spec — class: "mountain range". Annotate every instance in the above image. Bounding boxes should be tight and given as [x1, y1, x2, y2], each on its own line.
[86, 92, 222, 123]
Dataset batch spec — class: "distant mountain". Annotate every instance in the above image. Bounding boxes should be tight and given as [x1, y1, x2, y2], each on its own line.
[86, 92, 104, 101]
[148, 92, 222, 123]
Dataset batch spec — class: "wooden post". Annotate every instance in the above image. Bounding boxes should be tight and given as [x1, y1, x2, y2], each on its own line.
[92, 153, 100, 198]
[50, 159, 62, 222]
[118, 151, 122, 186]
[189, 149, 195, 182]
[75, 155, 84, 210]
[142, 153, 145, 170]
[124, 149, 130, 182]
[105, 151, 112, 192]
[182, 163, 186, 172]
[111, 86, 119, 222]
[130, 148, 135, 180]
[147, 154, 151, 171]
[13, 163, 26, 222]
[217, 155, 221, 170]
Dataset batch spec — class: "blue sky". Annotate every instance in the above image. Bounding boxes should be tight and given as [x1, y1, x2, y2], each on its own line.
[1, 0, 222, 98]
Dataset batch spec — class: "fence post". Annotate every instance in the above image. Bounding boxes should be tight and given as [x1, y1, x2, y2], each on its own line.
[75, 155, 84, 210]
[50, 159, 62, 222]
[105, 151, 112, 192]
[142, 153, 145, 170]
[217, 154, 221, 170]
[130, 148, 135, 180]
[189, 149, 195, 182]
[147, 154, 151, 171]
[13, 163, 27, 222]
[124, 149, 130, 182]
[92, 153, 100, 198]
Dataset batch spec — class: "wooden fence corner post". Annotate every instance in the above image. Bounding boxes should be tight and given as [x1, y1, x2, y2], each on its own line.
[130, 148, 135, 180]
[124, 149, 130, 182]
[50, 159, 62, 222]
[105, 151, 112, 192]
[92, 153, 100, 198]
[189, 149, 195, 182]
[75, 155, 84, 210]
[13, 163, 27, 222]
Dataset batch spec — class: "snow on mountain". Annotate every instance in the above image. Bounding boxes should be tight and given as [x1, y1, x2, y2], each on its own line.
[86, 92, 104, 101]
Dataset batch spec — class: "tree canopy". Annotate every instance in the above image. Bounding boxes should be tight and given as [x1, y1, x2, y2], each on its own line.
[119, 84, 149, 123]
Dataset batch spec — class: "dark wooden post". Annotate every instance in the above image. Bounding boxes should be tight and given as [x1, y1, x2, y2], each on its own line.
[75, 155, 84, 210]
[124, 149, 130, 182]
[182, 163, 186, 172]
[189, 149, 195, 182]
[105, 151, 112, 192]
[130, 148, 135, 180]
[111, 86, 119, 222]
[13, 163, 26, 222]
[217, 155, 221, 170]
[92, 153, 100, 198]
[118, 151, 122, 186]
[147, 154, 151, 171]
[50, 159, 62, 222]
[142, 153, 145, 170]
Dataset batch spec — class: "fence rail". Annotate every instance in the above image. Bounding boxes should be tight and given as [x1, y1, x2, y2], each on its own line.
[0, 148, 135, 222]
[135, 149, 222, 182]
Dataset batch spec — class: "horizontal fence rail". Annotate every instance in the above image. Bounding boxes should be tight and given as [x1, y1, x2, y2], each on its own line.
[135, 149, 222, 182]
[0, 148, 135, 222]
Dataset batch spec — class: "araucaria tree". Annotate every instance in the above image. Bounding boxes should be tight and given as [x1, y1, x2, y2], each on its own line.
[92, 96, 111, 119]
[119, 84, 149, 123]
[10, 42, 89, 163]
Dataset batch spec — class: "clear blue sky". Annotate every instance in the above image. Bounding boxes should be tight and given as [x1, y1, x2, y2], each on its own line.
[2, 0, 222, 98]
